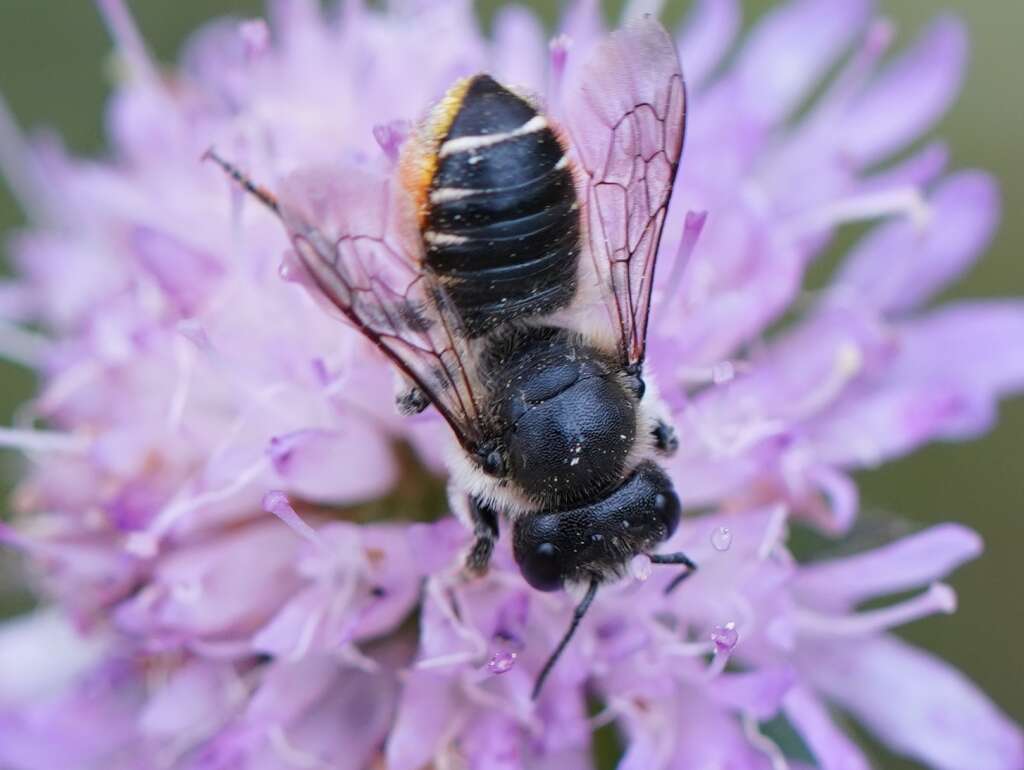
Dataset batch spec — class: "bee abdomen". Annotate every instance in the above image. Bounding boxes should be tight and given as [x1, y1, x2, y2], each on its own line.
[422, 75, 580, 336]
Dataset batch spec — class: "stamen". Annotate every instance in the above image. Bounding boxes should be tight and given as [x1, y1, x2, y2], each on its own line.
[757, 504, 789, 561]
[93, 0, 159, 82]
[0, 427, 90, 455]
[166, 336, 196, 432]
[685, 402, 787, 458]
[416, 651, 479, 670]
[784, 186, 931, 239]
[780, 341, 863, 421]
[425, 577, 487, 657]
[145, 455, 269, 540]
[793, 583, 956, 637]
[288, 607, 325, 662]
[337, 644, 380, 673]
[705, 622, 740, 679]
[263, 490, 328, 552]
[743, 714, 791, 770]
[805, 465, 858, 534]
[677, 359, 752, 386]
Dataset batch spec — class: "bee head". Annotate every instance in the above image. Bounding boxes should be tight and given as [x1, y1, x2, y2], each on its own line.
[511, 461, 680, 592]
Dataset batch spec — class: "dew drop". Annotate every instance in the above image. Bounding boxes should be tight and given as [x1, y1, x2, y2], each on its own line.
[710, 526, 733, 552]
[629, 553, 652, 582]
[487, 650, 518, 675]
[712, 361, 735, 384]
[710, 622, 739, 653]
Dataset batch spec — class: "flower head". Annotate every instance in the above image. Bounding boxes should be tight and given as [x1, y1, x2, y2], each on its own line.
[0, 1, 1022, 769]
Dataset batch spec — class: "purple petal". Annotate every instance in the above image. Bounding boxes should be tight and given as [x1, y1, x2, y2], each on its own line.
[793, 524, 982, 608]
[138, 660, 238, 737]
[130, 226, 224, 317]
[890, 301, 1024, 399]
[492, 6, 547, 93]
[385, 670, 459, 770]
[114, 521, 301, 643]
[267, 426, 396, 504]
[0, 655, 146, 770]
[0, 610, 109, 703]
[676, 0, 741, 89]
[710, 666, 797, 719]
[733, 0, 870, 124]
[250, 585, 327, 659]
[245, 655, 337, 726]
[559, 0, 605, 50]
[270, 665, 396, 770]
[461, 710, 524, 770]
[830, 172, 1000, 314]
[808, 382, 977, 468]
[861, 141, 949, 192]
[805, 636, 1024, 770]
[842, 15, 967, 165]
[784, 685, 871, 770]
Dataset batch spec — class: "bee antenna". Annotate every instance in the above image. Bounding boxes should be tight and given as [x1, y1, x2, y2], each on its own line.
[202, 147, 281, 216]
[650, 551, 698, 595]
[532, 577, 600, 701]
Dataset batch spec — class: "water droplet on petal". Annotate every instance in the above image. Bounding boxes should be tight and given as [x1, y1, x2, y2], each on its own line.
[710, 526, 733, 551]
[712, 361, 735, 384]
[629, 553, 652, 582]
[710, 622, 739, 654]
[487, 650, 517, 675]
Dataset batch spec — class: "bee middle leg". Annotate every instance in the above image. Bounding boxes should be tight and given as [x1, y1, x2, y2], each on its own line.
[395, 384, 430, 416]
[465, 496, 500, 575]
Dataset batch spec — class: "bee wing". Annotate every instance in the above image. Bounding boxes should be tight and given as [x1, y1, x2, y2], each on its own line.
[564, 17, 686, 367]
[278, 166, 485, 451]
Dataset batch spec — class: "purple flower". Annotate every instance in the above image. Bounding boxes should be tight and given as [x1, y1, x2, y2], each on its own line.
[0, 1, 1022, 769]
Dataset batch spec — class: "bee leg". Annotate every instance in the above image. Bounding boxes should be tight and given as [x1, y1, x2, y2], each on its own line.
[465, 496, 500, 576]
[652, 419, 678, 456]
[650, 551, 697, 595]
[532, 577, 600, 700]
[395, 384, 430, 416]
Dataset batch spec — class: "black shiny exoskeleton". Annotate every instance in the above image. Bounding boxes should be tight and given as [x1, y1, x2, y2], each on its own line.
[482, 326, 636, 507]
[423, 76, 579, 336]
[206, 17, 688, 702]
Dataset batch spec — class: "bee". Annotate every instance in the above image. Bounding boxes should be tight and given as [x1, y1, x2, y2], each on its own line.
[207, 17, 691, 699]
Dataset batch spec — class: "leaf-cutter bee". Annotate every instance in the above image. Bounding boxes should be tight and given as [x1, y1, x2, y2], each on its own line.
[207, 17, 692, 699]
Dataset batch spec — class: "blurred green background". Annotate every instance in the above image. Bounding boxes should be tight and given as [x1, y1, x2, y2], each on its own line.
[0, 1, 1020, 767]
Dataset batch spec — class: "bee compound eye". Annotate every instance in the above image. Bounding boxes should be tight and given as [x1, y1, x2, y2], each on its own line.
[520, 541, 564, 593]
[653, 489, 681, 539]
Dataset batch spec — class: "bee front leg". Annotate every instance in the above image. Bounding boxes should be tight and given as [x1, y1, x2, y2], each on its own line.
[652, 419, 678, 456]
[465, 496, 500, 576]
